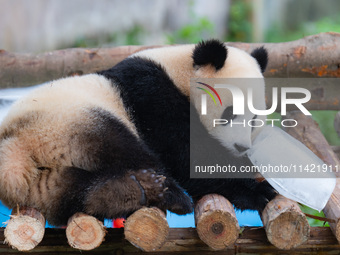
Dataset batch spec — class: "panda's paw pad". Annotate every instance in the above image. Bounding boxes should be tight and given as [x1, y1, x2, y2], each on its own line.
[134, 169, 166, 202]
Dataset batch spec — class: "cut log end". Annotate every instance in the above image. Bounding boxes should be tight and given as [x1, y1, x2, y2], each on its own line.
[195, 194, 240, 250]
[66, 213, 106, 251]
[262, 195, 310, 250]
[4, 206, 45, 251]
[124, 207, 169, 252]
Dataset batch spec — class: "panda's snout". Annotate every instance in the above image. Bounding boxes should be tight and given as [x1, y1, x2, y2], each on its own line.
[234, 143, 249, 153]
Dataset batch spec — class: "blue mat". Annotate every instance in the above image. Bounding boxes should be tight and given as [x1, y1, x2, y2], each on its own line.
[0, 202, 261, 228]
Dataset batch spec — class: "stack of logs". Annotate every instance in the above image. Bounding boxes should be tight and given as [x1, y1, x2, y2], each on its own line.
[3, 112, 340, 252]
[4, 194, 309, 252]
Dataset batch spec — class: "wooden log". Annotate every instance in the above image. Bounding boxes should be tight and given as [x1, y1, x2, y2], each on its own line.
[283, 111, 340, 243]
[194, 194, 239, 250]
[335, 111, 340, 137]
[66, 212, 106, 250]
[265, 78, 340, 112]
[124, 207, 169, 252]
[261, 195, 310, 249]
[2, 32, 340, 88]
[4, 206, 45, 251]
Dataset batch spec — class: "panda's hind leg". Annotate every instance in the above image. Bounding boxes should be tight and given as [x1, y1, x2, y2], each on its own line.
[84, 168, 193, 218]
[75, 107, 192, 216]
[83, 168, 169, 219]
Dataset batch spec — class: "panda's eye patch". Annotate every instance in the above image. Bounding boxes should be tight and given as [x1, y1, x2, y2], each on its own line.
[221, 106, 236, 124]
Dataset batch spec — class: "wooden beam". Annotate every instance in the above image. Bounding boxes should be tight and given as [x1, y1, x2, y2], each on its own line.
[0, 227, 339, 254]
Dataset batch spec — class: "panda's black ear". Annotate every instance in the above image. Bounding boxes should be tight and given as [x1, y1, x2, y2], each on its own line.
[251, 47, 268, 73]
[192, 39, 227, 71]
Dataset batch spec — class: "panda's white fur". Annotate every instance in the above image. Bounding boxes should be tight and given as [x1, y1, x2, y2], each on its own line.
[0, 39, 276, 225]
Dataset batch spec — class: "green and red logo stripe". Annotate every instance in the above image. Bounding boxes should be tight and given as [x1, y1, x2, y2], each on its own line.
[196, 82, 222, 106]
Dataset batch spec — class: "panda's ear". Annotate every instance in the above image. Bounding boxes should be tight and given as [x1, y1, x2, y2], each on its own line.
[192, 39, 228, 71]
[251, 47, 268, 73]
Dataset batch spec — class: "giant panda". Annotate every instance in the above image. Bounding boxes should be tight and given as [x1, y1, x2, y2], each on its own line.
[0, 39, 276, 226]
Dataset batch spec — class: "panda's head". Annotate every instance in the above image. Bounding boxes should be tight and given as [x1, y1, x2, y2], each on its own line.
[191, 40, 268, 155]
[134, 39, 268, 155]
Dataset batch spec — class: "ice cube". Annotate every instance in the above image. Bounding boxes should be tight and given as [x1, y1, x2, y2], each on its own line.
[247, 125, 336, 211]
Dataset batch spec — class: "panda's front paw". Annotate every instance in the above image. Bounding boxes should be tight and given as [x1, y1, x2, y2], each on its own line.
[162, 179, 193, 215]
[232, 179, 277, 212]
[132, 169, 166, 205]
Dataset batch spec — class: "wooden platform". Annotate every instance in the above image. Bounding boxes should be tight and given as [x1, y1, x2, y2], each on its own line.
[0, 227, 339, 254]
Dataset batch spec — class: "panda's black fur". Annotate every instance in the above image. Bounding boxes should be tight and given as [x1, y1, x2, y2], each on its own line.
[250, 46, 268, 73]
[192, 39, 228, 70]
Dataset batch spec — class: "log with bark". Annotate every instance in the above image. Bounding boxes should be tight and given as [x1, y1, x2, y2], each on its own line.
[124, 207, 169, 252]
[261, 195, 310, 249]
[1, 32, 340, 88]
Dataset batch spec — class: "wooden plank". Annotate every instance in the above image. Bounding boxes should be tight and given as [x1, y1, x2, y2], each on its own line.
[0, 227, 339, 254]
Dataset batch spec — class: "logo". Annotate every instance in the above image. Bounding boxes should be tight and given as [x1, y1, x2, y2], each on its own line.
[197, 82, 311, 116]
[196, 82, 222, 115]
[196, 81, 312, 128]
